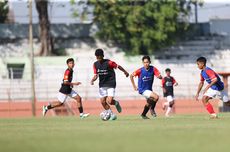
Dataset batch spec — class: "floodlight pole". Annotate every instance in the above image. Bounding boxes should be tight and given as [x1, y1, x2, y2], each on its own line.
[29, 0, 36, 116]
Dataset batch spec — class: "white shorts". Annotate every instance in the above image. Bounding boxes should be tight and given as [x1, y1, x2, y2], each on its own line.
[57, 90, 78, 103]
[204, 88, 229, 102]
[99, 87, 115, 98]
[166, 95, 174, 102]
[141, 90, 152, 99]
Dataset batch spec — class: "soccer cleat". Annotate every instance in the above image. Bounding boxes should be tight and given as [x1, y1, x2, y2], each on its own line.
[224, 101, 230, 107]
[42, 106, 48, 116]
[115, 101, 122, 113]
[109, 114, 117, 121]
[150, 109, 157, 118]
[141, 115, 150, 119]
[210, 113, 218, 119]
[80, 113, 90, 119]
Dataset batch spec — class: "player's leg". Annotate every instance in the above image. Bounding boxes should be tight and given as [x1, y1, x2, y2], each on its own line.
[165, 96, 175, 117]
[99, 88, 116, 120]
[162, 98, 168, 110]
[203, 88, 218, 118]
[42, 92, 67, 116]
[202, 95, 217, 118]
[70, 90, 89, 119]
[148, 92, 159, 117]
[106, 88, 122, 113]
[220, 90, 230, 106]
[140, 90, 153, 119]
[141, 103, 150, 119]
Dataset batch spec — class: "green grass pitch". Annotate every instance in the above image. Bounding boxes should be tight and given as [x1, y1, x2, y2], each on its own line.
[0, 114, 230, 152]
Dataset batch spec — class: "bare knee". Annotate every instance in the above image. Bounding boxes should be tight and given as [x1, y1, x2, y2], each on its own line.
[107, 97, 114, 105]
[202, 96, 210, 105]
[169, 101, 174, 107]
[74, 95, 82, 103]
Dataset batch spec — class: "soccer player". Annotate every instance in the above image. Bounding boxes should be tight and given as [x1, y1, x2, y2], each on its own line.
[130, 55, 162, 119]
[162, 68, 178, 117]
[91, 49, 129, 120]
[195, 56, 230, 118]
[42, 58, 90, 119]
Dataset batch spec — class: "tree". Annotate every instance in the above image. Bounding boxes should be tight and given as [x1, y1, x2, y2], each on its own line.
[89, 0, 194, 55]
[0, 0, 9, 23]
[35, 0, 54, 56]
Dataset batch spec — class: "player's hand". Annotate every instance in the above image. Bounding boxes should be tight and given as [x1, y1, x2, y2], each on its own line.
[195, 94, 199, 101]
[163, 88, 166, 93]
[91, 80, 94, 85]
[133, 86, 138, 91]
[124, 72, 129, 77]
[74, 82, 81, 86]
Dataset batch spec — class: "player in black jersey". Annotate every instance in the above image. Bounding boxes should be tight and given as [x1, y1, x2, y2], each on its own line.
[162, 68, 178, 117]
[42, 58, 89, 118]
[91, 49, 129, 120]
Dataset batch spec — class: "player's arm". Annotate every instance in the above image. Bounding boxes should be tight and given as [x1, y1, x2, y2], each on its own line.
[91, 64, 98, 85]
[91, 74, 98, 85]
[173, 77, 178, 86]
[109, 60, 129, 77]
[195, 81, 204, 101]
[63, 70, 81, 86]
[130, 74, 138, 91]
[63, 81, 81, 86]
[118, 65, 129, 77]
[162, 79, 166, 93]
[154, 67, 162, 79]
[130, 69, 140, 91]
[202, 70, 218, 94]
[203, 78, 217, 94]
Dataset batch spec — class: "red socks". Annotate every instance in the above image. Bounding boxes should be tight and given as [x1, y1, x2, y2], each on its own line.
[205, 103, 215, 114]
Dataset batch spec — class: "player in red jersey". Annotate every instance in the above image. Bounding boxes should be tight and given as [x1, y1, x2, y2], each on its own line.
[195, 57, 230, 118]
[42, 58, 89, 118]
[91, 49, 129, 120]
[162, 68, 178, 117]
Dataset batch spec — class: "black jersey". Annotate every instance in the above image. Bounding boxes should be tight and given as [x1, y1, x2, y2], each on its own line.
[162, 76, 176, 97]
[93, 59, 118, 88]
[59, 68, 73, 94]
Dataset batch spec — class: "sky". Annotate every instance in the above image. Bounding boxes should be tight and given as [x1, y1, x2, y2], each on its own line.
[7, 0, 230, 24]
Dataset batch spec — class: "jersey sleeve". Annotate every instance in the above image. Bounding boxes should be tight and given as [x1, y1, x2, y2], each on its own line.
[200, 74, 204, 82]
[172, 77, 177, 85]
[93, 64, 97, 74]
[162, 78, 166, 87]
[108, 60, 118, 69]
[63, 70, 70, 82]
[132, 68, 141, 77]
[206, 69, 217, 80]
[153, 67, 161, 77]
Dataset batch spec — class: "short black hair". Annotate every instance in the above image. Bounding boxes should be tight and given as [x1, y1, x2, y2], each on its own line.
[165, 68, 171, 72]
[142, 55, 151, 62]
[66, 58, 74, 64]
[196, 56, 207, 65]
[95, 48, 104, 56]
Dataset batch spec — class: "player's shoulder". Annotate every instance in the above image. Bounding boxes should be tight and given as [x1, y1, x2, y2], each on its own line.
[64, 68, 72, 74]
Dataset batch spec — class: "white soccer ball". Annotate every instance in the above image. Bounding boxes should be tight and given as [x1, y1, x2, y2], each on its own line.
[100, 110, 111, 121]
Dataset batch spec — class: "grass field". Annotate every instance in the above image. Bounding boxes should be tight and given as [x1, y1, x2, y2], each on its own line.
[0, 114, 230, 152]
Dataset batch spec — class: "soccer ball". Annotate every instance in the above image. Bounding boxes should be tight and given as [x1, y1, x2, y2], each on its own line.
[100, 110, 111, 121]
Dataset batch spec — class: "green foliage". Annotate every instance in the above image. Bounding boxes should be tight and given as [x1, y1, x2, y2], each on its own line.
[0, 0, 9, 23]
[89, 0, 192, 55]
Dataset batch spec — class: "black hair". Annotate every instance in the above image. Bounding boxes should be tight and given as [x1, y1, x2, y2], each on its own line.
[165, 68, 171, 72]
[142, 55, 151, 62]
[196, 56, 207, 65]
[66, 58, 74, 64]
[95, 48, 104, 57]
